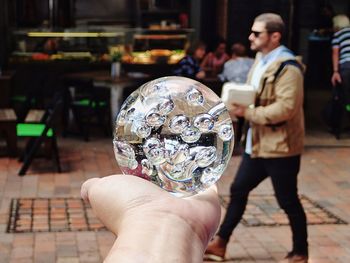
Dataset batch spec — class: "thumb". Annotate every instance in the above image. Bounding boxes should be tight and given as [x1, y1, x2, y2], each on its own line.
[81, 177, 101, 203]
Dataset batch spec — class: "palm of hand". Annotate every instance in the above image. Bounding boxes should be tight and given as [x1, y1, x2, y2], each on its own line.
[81, 175, 221, 246]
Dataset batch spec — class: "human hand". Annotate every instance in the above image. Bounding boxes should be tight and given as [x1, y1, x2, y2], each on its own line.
[196, 70, 206, 79]
[229, 103, 246, 118]
[81, 175, 221, 263]
[331, 72, 342, 87]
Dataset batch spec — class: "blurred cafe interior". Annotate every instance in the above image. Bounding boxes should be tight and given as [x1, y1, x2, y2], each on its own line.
[0, 0, 350, 174]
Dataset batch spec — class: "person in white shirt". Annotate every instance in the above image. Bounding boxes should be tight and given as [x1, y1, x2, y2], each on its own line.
[219, 43, 254, 84]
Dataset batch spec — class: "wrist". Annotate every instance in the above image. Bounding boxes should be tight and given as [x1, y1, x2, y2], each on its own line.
[109, 211, 205, 262]
[244, 106, 252, 119]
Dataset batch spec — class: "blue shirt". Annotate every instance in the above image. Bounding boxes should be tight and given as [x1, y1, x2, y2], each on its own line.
[173, 56, 201, 79]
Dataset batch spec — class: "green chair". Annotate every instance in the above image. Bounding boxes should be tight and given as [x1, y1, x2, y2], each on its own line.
[63, 77, 110, 141]
[17, 94, 62, 176]
[11, 70, 45, 122]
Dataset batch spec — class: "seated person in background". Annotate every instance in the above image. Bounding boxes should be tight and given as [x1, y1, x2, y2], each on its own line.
[200, 39, 229, 77]
[219, 43, 254, 155]
[173, 41, 206, 80]
[219, 43, 254, 83]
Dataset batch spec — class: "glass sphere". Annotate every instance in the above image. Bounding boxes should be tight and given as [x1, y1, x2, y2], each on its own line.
[113, 76, 234, 197]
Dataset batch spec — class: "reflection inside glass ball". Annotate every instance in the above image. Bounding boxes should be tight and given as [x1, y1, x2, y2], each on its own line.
[113, 76, 234, 197]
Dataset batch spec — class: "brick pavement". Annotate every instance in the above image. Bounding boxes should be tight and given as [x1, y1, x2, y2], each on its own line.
[0, 137, 349, 263]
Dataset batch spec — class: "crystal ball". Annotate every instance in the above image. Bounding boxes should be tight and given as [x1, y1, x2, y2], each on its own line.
[113, 76, 234, 197]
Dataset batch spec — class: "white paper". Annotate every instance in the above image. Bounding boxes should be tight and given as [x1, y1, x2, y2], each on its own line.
[221, 83, 256, 107]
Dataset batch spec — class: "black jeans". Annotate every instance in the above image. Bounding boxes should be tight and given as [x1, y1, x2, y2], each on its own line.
[218, 153, 308, 255]
[340, 67, 350, 106]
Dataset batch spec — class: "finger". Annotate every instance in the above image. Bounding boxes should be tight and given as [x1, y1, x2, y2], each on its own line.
[187, 184, 219, 206]
[206, 184, 218, 194]
[81, 177, 101, 202]
[84, 174, 166, 211]
[187, 185, 221, 240]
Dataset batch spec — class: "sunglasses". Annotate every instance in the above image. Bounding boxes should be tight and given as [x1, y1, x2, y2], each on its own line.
[250, 30, 268, 37]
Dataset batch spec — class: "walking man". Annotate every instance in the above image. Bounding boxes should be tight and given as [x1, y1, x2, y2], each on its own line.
[205, 13, 308, 263]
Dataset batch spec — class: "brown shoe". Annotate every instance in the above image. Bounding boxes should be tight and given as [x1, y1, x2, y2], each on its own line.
[280, 252, 308, 263]
[204, 236, 227, 262]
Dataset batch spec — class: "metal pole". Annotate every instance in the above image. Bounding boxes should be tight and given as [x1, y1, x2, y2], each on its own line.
[288, 0, 295, 48]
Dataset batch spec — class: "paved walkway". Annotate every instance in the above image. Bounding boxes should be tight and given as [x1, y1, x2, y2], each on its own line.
[0, 135, 349, 263]
[212, 144, 350, 263]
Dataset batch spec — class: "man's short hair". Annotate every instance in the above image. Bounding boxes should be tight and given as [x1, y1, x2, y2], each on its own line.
[231, 43, 247, 57]
[254, 13, 285, 35]
[186, 41, 206, 56]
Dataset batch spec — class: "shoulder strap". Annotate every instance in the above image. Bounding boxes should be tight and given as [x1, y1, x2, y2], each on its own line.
[274, 59, 303, 82]
[255, 59, 303, 129]
[256, 59, 303, 107]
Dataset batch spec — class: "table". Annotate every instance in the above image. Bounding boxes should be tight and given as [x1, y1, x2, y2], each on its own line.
[0, 109, 17, 156]
[64, 71, 223, 121]
[64, 70, 151, 120]
[201, 77, 224, 97]
[0, 71, 15, 107]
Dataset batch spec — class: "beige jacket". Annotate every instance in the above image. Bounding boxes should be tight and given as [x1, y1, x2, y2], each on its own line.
[244, 54, 305, 158]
